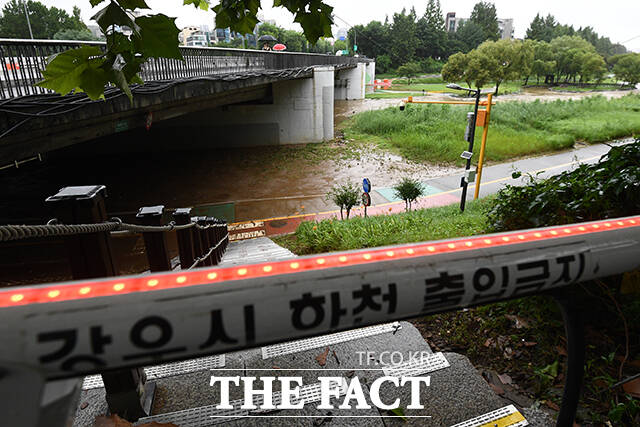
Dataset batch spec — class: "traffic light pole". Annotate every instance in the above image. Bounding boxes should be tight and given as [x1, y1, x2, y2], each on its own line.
[460, 89, 482, 213]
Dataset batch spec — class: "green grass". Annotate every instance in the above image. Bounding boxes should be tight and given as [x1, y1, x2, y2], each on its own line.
[391, 81, 522, 95]
[274, 197, 492, 255]
[391, 76, 444, 84]
[345, 94, 640, 165]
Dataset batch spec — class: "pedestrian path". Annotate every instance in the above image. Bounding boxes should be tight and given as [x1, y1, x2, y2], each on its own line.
[228, 140, 630, 240]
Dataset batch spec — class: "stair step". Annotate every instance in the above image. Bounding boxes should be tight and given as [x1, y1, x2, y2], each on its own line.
[82, 354, 226, 390]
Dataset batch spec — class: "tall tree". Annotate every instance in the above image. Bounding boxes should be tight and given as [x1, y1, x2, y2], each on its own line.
[442, 52, 472, 88]
[0, 0, 87, 39]
[478, 39, 522, 94]
[469, 1, 500, 41]
[454, 19, 485, 52]
[550, 35, 597, 82]
[388, 8, 418, 67]
[613, 53, 640, 87]
[579, 52, 606, 83]
[525, 14, 546, 41]
[347, 20, 390, 59]
[416, 0, 447, 59]
[525, 13, 557, 42]
[531, 40, 556, 83]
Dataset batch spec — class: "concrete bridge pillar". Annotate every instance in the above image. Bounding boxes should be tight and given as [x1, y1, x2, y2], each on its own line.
[313, 66, 335, 142]
[335, 63, 369, 100]
[365, 62, 376, 94]
[157, 65, 336, 146]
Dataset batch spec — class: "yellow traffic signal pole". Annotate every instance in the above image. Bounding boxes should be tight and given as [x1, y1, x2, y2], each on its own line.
[403, 94, 495, 200]
[474, 92, 493, 200]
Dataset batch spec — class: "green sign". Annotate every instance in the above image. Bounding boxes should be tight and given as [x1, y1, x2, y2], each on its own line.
[354, 45, 358, 51]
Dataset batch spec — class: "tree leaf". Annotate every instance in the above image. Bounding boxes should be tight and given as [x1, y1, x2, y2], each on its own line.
[315, 347, 329, 366]
[107, 67, 133, 103]
[90, 0, 107, 6]
[36, 46, 107, 98]
[183, 0, 210, 11]
[213, 0, 260, 36]
[116, 0, 150, 10]
[388, 407, 408, 421]
[135, 15, 183, 60]
[91, 2, 138, 34]
[80, 64, 109, 100]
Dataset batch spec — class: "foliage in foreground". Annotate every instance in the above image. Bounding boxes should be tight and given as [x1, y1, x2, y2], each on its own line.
[415, 280, 640, 425]
[275, 198, 492, 255]
[36, 0, 334, 101]
[488, 137, 640, 231]
[346, 94, 640, 165]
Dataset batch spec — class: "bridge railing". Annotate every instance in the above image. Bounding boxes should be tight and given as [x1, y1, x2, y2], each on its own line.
[0, 38, 368, 100]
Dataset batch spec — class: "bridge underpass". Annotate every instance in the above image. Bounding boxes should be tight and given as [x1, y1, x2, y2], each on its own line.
[0, 39, 375, 166]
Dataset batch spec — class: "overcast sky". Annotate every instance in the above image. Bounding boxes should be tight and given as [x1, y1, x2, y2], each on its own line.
[3, 0, 639, 51]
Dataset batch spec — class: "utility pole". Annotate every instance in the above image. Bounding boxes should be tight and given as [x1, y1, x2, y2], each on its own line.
[22, 0, 34, 39]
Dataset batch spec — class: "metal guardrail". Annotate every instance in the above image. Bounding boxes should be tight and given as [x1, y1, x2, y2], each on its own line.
[0, 38, 369, 99]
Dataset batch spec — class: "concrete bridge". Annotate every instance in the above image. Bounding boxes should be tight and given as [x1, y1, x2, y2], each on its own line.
[0, 39, 375, 166]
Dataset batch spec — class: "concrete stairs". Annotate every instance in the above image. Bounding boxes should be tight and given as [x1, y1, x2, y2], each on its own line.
[73, 238, 551, 426]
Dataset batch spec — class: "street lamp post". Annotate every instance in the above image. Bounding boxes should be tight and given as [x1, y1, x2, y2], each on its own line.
[22, 0, 34, 39]
[447, 83, 482, 213]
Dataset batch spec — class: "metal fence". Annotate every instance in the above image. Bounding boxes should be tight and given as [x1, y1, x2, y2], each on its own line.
[0, 38, 368, 99]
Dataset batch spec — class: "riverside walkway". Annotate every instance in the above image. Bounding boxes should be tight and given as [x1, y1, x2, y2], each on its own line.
[228, 140, 632, 240]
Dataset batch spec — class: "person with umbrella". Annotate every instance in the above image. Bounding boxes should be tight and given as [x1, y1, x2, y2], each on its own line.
[258, 34, 277, 51]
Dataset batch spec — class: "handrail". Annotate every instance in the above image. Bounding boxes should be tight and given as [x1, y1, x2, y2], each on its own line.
[2, 215, 638, 374]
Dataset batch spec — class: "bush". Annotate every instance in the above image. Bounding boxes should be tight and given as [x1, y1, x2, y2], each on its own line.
[419, 57, 444, 74]
[326, 182, 360, 220]
[488, 137, 640, 231]
[393, 177, 425, 211]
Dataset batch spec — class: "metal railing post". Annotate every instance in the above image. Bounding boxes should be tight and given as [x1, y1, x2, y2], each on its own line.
[206, 217, 218, 265]
[173, 208, 195, 270]
[196, 216, 212, 267]
[553, 290, 586, 427]
[46, 186, 117, 279]
[46, 186, 149, 422]
[137, 206, 172, 272]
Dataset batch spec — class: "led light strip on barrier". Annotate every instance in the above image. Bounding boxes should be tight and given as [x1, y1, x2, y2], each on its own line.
[1, 216, 639, 381]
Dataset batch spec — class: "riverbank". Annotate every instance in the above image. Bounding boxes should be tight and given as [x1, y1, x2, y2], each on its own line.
[345, 94, 640, 165]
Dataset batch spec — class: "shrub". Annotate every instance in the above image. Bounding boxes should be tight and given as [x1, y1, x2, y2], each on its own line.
[488, 137, 640, 231]
[326, 182, 360, 220]
[393, 177, 425, 211]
